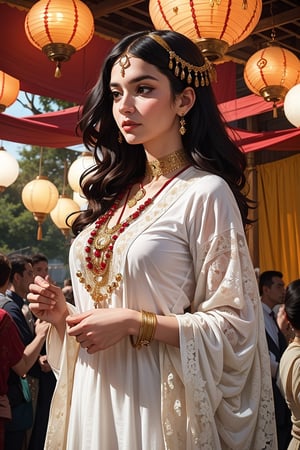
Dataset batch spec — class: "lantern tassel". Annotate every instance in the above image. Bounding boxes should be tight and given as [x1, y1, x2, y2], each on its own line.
[272, 102, 278, 119]
[55, 62, 62, 79]
[37, 224, 43, 241]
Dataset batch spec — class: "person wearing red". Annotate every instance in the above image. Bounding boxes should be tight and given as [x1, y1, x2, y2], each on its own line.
[0, 309, 24, 450]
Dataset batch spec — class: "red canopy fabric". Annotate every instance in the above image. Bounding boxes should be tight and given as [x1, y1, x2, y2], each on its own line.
[229, 127, 300, 153]
[1, 100, 299, 151]
[0, 2, 299, 153]
[0, 108, 82, 147]
[218, 95, 280, 122]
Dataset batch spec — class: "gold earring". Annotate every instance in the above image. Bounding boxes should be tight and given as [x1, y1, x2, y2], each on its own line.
[179, 116, 186, 136]
[118, 130, 123, 144]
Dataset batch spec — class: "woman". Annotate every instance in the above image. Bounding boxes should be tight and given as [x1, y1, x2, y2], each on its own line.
[28, 30, 276, 449]
[279, 279, 300, 450]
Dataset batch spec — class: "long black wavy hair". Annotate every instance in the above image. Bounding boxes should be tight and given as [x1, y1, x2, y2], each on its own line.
[284, 279, 300, 330]
[73, 29, 253, 235]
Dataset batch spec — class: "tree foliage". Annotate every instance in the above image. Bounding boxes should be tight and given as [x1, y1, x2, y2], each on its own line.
[0, 146, 80, 261]
[17, 92, 76, 114]
[0, 95, 81, 267]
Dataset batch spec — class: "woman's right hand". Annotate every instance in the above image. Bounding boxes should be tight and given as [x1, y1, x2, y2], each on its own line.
[27, 275, 68, 327]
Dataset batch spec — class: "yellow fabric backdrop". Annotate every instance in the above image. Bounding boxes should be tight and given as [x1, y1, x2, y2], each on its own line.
[257, 153, 300, 284]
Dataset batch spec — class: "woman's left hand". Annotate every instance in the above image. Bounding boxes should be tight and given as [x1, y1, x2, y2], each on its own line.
[66, 308, 139, 353]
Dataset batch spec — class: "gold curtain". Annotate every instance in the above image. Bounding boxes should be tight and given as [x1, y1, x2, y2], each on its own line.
[257, 153, 300, 284]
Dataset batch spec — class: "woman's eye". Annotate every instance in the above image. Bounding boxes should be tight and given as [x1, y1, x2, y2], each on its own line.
[111, 91, 121, 100]
[137, 86, 152, 95]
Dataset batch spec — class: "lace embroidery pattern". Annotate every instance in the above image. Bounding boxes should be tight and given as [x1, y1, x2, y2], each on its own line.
[197, 231, 259, 310]
[185, 338, 215, 448]
[170, 230, 276, 449]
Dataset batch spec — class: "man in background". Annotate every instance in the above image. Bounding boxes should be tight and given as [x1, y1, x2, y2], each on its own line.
[28, 253, 56, 450]
[31, 254, 49, 280]
[259, 270, 292, 450]
[3, 254, 47, 449]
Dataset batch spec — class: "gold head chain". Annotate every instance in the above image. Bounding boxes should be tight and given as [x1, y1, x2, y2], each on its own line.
[148, 33, 215, 88]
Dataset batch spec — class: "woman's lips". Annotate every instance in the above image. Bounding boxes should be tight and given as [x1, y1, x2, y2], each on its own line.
[122, 121, 140, 132]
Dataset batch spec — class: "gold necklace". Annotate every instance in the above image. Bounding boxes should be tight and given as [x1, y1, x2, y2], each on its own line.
[146, 148, 189, 178]
[127, 184, 146, 208]
[77, 180, 170, 308]
[76, 163, 190, 308]
[127, 148, 189, 208]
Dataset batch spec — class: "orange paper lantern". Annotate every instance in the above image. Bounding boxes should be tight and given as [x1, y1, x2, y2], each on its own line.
[25, 0, 94, 77]
[149, 0, 262, 61]
[0, 71, 20, 112]
[244, 44, 300, 117]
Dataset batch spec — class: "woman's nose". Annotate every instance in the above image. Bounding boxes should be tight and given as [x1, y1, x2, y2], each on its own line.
[118, 93, 135, 114]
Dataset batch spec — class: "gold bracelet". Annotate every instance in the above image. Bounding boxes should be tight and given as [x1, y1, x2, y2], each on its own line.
[130, 310, 157, 349]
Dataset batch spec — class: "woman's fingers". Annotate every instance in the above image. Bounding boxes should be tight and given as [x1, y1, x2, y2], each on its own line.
[27, 291, 56, 308]
[74, 333, 97, 354]
[29, 276, 56, 297]
[66, 310, 92, 327]
[27, 276, 58, 308]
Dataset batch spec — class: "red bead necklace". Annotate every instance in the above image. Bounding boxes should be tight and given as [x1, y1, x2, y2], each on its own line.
[76, 165, 189, 308]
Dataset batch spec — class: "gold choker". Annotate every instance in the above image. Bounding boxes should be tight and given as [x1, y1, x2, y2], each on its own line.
[146, 148, 189, 179]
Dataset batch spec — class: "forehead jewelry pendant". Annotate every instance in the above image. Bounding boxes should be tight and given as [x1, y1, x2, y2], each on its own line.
[119, 54, 131, 77]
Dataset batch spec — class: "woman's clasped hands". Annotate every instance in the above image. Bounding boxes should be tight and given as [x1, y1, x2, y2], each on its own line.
[66, 308, 137, 353]
[28, 276, 138, 353]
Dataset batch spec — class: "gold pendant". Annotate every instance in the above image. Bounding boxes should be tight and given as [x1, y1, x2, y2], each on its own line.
[95, 234, 111, 250]
[127, 186, 146, 208]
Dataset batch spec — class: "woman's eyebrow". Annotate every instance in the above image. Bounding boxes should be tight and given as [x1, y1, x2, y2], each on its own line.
[110, 74, 159, 87]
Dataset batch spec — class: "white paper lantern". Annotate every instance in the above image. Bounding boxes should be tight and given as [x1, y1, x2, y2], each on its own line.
[0, 146, 19, 191]
[284, 84, 300, 128]
[67, 152, 95, 193]
[22, 175, 59, 240]
[73, 191, 88, 209]
[50, 194, 81, 236]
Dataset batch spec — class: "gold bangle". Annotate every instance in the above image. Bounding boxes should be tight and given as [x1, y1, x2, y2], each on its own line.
[130, 310, 157, 349]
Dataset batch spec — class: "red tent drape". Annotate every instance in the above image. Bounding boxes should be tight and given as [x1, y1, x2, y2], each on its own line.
[1, 100, 299, 151]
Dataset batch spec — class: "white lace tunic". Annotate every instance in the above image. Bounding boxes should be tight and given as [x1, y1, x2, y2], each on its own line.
[45, 167, 277, 450]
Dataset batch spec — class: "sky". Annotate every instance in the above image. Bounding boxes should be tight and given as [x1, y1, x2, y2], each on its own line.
[1, 91, 30, 159]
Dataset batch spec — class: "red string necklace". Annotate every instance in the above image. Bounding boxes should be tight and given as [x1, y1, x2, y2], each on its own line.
[76, 165, 189, 308]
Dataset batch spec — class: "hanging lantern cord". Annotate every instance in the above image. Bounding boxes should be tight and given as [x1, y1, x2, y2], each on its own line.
[63, 161, 68, 195]
[270, 0, 276, 42]
[272, 102, 278, 119]
[39, 147, 43, 176]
